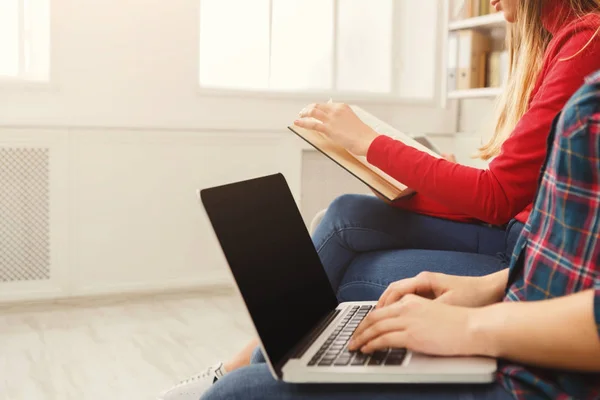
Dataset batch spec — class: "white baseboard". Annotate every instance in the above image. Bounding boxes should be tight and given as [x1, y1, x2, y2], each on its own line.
[0, 273, 233, 305]
[73, 273, 233, 298]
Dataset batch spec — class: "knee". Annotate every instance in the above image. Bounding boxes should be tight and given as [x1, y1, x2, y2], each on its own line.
[201, 365, 279, 400]
[202, 372, 246, 400]
[322, 194, 375, 226]
[313, 194, 367, 242]
[202, 369, 250, 400]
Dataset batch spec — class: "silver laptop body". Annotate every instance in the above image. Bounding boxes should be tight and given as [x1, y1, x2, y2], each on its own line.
[200, 173, 496, 384]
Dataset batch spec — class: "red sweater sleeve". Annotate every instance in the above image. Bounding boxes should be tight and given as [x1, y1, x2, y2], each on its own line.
[367, 21, 600, 225]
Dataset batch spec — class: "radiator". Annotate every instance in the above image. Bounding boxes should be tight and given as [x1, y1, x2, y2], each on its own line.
[0, 147, 51, 282]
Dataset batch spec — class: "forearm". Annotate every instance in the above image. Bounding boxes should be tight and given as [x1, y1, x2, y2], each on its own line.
[366, 137, 528, 225]
[469, 290, 600, 371]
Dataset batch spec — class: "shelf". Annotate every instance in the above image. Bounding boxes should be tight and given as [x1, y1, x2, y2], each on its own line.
[448, 12, 506, 31]
[447, 87, 502, 99]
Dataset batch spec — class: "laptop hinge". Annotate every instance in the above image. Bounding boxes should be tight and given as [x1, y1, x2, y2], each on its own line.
[274, 308, 340, 377]
[273, 308, 342, 379]
[298, 308, 342, 358]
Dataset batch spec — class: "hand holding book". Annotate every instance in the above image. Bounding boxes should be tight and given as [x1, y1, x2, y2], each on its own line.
[294, 102, 380, 157]
[289, 104, 442, 202]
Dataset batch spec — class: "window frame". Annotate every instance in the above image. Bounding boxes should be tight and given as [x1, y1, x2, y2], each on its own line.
[196, 0, 444, 106]
[0, 0, 52, 88]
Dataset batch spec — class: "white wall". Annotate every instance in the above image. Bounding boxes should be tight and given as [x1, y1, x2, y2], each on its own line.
[0, 0, 457, 302]
[454, 98, 497, 168]
[0, 0, 456, 131]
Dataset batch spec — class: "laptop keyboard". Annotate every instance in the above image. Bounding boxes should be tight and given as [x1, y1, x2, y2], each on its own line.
[307, 305, 407, 367]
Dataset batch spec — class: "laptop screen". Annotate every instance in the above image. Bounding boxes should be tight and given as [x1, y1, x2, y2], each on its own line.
[201, 174, 339, 372]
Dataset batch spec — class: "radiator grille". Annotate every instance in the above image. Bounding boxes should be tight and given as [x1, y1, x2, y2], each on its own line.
[0, 148, 50, 282]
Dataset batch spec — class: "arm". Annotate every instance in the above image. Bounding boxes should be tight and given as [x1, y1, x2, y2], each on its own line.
[469, 68, 600, 371]
[376, 268, 509, 308]
[471, 290, 600, 372]
[350, 287, 600, 372]
[367, 28, 600, 225]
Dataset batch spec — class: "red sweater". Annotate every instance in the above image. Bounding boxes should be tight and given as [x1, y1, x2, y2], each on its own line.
[367, 3, 600, 225]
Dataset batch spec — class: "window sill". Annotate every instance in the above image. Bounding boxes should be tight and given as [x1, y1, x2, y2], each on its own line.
[196, 86, 439, 107]
[0, 77, 57, 92]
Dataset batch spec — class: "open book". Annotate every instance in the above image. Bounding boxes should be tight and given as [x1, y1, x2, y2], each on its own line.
[288, 106, 441, 202]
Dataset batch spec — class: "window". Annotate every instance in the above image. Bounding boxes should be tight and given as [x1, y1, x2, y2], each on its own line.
[198, 0, 438, 98]
[0, 0, 50, 81]
[336, 0, 392, 92]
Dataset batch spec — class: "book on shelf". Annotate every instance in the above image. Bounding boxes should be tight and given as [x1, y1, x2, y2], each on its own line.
[479, 0, 490, 15]
[287, 106, 441, 202]
[449, 0, 473, 20]
[486, 50, 508, 87]
[448, 32, 459, 91]
[449, 0, 496, 20]
[487, 51, 502, 88]
[472, 0, 480, 17]
[457, 29, 491, 89]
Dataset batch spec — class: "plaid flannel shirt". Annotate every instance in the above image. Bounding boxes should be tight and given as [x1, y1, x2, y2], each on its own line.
[499, 70, 600, 399]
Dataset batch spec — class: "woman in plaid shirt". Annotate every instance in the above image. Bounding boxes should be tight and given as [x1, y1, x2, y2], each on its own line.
[201, 72, 600, 400]
[348, 70, 600, 399]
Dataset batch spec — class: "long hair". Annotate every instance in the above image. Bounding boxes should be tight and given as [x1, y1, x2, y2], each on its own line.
[478, 0, 600, 161]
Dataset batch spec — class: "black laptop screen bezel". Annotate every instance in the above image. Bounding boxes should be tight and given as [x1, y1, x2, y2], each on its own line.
[200, 173, 339, 376]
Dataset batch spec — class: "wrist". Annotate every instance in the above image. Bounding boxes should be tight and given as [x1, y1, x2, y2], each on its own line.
[466, 303, 507, 357]
[360, 128, 380, 157]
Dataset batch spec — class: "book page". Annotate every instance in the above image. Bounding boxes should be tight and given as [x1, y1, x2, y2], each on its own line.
[350, 105, 442, 159]
[288, 105, 440, 201]
[347, 105, 440, 192]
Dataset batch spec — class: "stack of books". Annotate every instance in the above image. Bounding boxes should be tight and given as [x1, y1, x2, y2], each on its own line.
[448, 30, 508, 91]
[450, 0, 498, 20]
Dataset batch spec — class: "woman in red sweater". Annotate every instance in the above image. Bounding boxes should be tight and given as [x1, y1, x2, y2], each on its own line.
[158, 1, 600, 399]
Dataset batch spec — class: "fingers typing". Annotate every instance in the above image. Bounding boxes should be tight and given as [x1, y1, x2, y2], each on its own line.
[349, 318, 405, 351]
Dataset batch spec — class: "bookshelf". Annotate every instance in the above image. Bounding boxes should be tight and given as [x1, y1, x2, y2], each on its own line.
[448, 12, 506, 32]
[446, 3, 507, 100]
[447, 87, 503, 99]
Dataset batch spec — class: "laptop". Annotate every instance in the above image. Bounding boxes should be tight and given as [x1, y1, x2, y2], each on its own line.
[199, 173, 496, 384]
[410, 134, 442, 155]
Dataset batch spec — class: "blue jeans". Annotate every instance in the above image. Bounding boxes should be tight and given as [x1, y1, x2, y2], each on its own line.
[312, 194, 522, 301]
[201, 348, 513, 400]
[201, 195, 524, 400]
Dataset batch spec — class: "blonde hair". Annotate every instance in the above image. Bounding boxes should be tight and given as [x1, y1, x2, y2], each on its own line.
[478, 0, 600, 160]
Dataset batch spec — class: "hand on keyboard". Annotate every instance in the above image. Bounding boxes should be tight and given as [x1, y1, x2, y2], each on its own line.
[308, 305, 407, 367]
[377, 271, 505, 309]
[348, 294, 475, 357]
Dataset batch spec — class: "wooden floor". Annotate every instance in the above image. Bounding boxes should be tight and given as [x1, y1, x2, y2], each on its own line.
[0, 290, 253, 400]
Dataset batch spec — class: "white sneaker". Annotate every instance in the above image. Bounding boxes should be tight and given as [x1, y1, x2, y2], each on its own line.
[157, 362, 227, 400]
